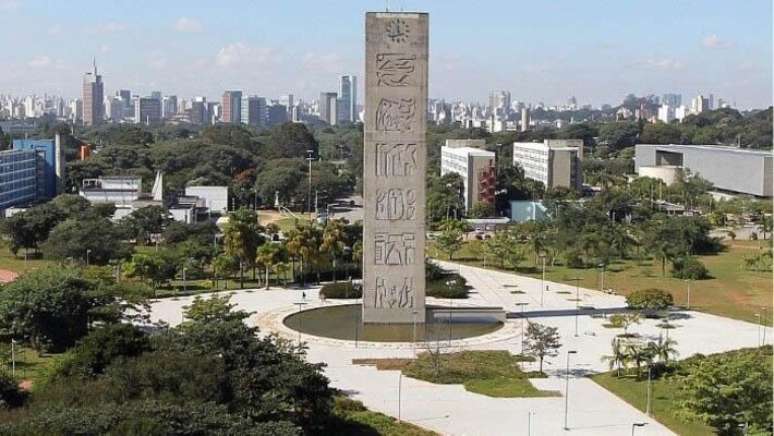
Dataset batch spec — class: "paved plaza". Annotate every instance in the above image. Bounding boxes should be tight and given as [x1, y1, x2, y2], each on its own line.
[146, 262, 771, 436]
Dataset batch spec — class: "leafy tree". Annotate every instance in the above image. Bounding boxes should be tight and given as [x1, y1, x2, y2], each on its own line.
[671, 256, 709, 280]
[212, 254, 240, 289]
[255, 159, 305, 206]
[121, 206, 172, 245]
[57, 323, 150, 377]
[523, 322, 561, 373]
[183, 294, 241, 323]
[426, 173, 465, 224]
[320, 219, 346, 282]
[266, 122, 319, 159]
[626, 288, 674, 312]
[608, 313, 640, 336]
[434, 219, 467, 260]
[41, 217, 132, 264]
[679, 346, 772, 434]
[468, 201, 495, 218]
[598, 121, 640, 151]
[124, 251, 179, 289]
[0, 267, 135, 351]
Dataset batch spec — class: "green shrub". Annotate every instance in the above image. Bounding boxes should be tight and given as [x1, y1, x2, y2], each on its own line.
[671, 256, 709, 280]
[333, 396, 367, 413]
[0, 370, 25, 409]
[626, 289, 674, 311]
[426, 273, 469, 299]
[319, 282, 361, 299]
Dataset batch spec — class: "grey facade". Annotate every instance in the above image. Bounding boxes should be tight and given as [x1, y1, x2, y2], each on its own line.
[363, 12, 428, 323]
[241, 96, 267, 128]
[339, 74, 357, 123]
[635, 144, 773, 198]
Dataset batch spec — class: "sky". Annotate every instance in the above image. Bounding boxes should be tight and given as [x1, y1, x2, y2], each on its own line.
[0, 0, 771, 108]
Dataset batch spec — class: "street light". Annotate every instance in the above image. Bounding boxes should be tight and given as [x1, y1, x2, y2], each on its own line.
[539, 255, 546, 307]
[515, 302, 529, 354]
[563, 350, 577, 431]
[571, 277, 582, 337]
[631, 422, 647, 436]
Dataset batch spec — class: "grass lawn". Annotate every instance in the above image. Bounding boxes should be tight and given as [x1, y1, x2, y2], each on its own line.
[592, 372, 713, 436]
[0, 347, 68, 392]
[354, 350, 558, 398]
[431, 240, 772, 324]
[0, 242, 57, 275]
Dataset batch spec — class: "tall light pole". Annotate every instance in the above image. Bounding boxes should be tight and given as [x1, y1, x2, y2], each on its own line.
[646, 364, 653, 416]
[515, 302, 529, 354]
[571, 277, 582, 337]
[631, 422, 647, 436]
[306, 149, 315, 216]
[563, 350, 577, 431]
[539, 255, 546, 307]
[86, 248, 92, 266]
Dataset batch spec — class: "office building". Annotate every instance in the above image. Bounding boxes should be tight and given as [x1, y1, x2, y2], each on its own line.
[0, 135, 64, 210]
[690, 94, 709, 114]
[105, 96, 123, 121]
[267, 103, 288, 126]
[513, 139, 583, 190]
[134, 97, 162, 125]
[12, 135, 64, 198]
[635, 144, 772, 198]
[189, 98, 209, 125]
[221, 91, 242, 123]
[662, 93, 682, 107]
[657, 105, 675, 123]
[441, 140, 496, 212]
[240, 96, 267, 128]
[279, 94, 294, 118]
[520, 107, 530, 132]
[162, 95, 178, 119]
[82, 60, 104, 126]
[339, 75, 357, 123]
[185, 186, 228, 214]
[489, 90, 511, 117]
[319, 92, 338, 125]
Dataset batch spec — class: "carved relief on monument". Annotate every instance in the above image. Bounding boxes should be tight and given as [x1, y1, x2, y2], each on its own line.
[376, 98, 416, 132]
[376, 53, 416, 87]
[385, 17, 410, 44]
[374, 276, 414, 309]
[375, 143, 417, 177]
[374, 232, 416, 265]
[375, 188, 416, 220]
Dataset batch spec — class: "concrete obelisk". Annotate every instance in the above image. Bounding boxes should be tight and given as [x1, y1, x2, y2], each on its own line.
[363, 12, 428, 323]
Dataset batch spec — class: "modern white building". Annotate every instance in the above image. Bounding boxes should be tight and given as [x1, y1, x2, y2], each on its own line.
[512, 139, 583, 190]
[440, 140, 496, 212]
[185, 186, 228, 214]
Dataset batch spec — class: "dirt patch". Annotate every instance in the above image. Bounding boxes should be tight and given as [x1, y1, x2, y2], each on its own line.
[0, 269, 19, 283]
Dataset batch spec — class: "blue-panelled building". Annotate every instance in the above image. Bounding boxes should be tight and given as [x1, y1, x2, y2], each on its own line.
[0, 136, 63, 211]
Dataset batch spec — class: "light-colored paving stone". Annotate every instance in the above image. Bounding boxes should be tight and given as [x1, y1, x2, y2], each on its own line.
[144, 262, 771, 436]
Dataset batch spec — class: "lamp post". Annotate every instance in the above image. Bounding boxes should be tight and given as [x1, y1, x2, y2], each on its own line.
[515, 302, 529, 354]
[86, 249, 92, 266]
[598, 262, 606, 292]
[646, 364, 653, 416]
[563, 350, 577, 431]
[571, 277, 582, 337]
[306, 149, 315, 216]
[631, 422, 647, 436]
[539, 255, 546, 307]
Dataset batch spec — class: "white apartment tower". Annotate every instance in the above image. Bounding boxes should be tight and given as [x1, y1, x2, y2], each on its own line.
[512, 139, 583, 190]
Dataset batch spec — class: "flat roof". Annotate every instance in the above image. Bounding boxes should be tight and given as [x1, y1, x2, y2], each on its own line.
[441, 146, 494, 157]
[637, 143, 772, 157]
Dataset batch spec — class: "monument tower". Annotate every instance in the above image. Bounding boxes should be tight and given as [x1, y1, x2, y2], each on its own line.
[363, 12, 428, 323]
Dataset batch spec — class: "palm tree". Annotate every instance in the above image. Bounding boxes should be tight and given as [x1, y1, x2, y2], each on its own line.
[650, 334, 679, 365]
[321, 219, 346, 282]
[222, 208, 263, 288]
[601, 338, 628, 377]
[625, 343, 654, 379]
[255, 243, 282, 289]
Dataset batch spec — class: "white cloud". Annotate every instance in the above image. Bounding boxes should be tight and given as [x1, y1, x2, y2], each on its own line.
[95, 21, 127, 34]
[0, 0, 20, 11]
[215, 42, 274, 67]
[702, 34, 732, 49]
[301, 52, 345, 74]
[174, 17, 203, 33]
[27, 55, 51, 68]
[632, 57, 684, 71]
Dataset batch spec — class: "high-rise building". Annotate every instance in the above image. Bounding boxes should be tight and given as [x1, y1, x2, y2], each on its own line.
[162, 95, 178, 119]
[267, 103, 288, 126]
[489, 90, 511, 117]
[662, 93, 682, 107]
[134, 97, 162, 125]
[105, 96, 123, 121]
[319, 92, 338, 125]
[690, 94, 709, 114]
[240, 96, 267, 128]
[338, 75, 357, 123]
[520, 107, 530, 132]
[513, 139, 583, 190]
[279, 94, 294, 118]
[82, 59, 104, 126]
[441, 140, 496, 212]
[190, 97, 208, 125]
[221, 91, 242, 123]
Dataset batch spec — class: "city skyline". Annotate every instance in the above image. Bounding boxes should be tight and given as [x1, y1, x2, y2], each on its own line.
[0, 0, 771, 108]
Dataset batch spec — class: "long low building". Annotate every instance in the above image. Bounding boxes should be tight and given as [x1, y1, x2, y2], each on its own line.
[635, 144, 772, 198]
